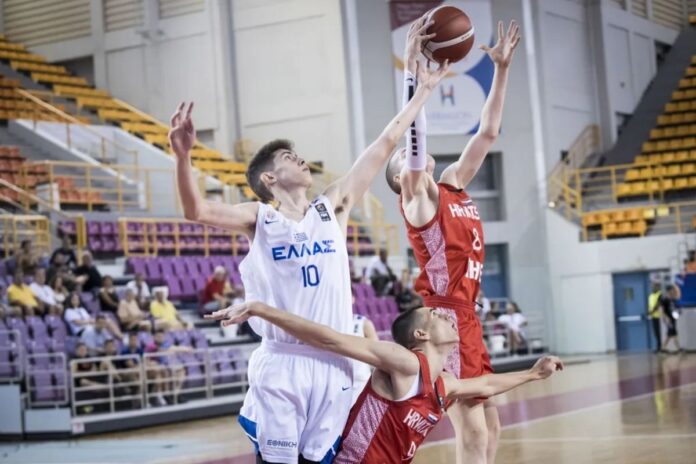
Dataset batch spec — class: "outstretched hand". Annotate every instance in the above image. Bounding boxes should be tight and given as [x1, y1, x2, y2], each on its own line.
[530, 355, 563, 379]
[405, 16, 436, 73]
[416, 59, 451, 91]
[168, 101, 195, 157]
[480, 20, 521, 68]
[204, 301, 256, 327]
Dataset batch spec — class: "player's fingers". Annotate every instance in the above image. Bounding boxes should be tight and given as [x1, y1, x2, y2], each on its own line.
[419, 32, 437, 41]
[498, 20, 504, 41]
[506, 20, 516, 38]
[185, 101, 194, 120]
[415, 20, 434, 36]
[479, 44, 491, 52]
[170, 102, 184, 126]
[511, 34, 521, 49]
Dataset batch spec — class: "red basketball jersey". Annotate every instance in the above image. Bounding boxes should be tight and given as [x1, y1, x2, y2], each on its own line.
[403, 183, 485, 306]
[335, 351, 446, 464]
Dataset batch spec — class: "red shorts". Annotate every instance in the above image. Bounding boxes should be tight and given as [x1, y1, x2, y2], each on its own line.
[424, 296, 493, 380]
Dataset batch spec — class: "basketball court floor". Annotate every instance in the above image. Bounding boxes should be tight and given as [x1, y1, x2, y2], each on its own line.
[1, 353, 695, 464]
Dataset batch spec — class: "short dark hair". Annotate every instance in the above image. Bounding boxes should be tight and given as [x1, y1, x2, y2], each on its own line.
[385, 151, 402, 194]
[391, 307, 425, 349]
[96, 314, 106, 320]
[246, 139, 293, 203]
[128, 330, 139, 338]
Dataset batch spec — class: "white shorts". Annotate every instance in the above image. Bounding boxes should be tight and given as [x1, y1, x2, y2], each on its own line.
[239, 340, 353, 463]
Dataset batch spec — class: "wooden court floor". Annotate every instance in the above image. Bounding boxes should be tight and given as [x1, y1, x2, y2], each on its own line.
[1, 353, 695, 464]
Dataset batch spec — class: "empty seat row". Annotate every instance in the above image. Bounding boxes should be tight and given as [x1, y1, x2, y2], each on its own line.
[657, 111, 696, 127]
[642, 137, 696, 153]
[625, 163, 696, 181]
[31, 73, 88, 86]
[616, 177, 696, 196]
[665, 100, 696, 113]
[634, 150, 696, 165]
[602, 220, 647, 239]
[10, 61, 67, 75]
[649, 124, 696, 140]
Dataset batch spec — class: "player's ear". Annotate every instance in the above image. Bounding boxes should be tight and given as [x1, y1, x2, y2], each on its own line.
[413, 328, 429, 342]
[393, 173, 401, 185]
[260, 171, 276, 188]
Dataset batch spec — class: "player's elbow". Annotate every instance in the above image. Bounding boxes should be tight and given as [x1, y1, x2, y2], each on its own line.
[477, 129, 498, 142]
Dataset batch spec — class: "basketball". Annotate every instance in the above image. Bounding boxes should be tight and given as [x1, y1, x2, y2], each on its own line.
[422, 6, 475, 64]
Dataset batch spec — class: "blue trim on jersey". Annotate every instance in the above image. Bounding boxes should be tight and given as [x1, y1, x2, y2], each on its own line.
[238, 415, 259, 453]
[319, 436, 342, 464]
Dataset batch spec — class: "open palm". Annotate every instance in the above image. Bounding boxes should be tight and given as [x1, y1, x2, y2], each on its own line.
[480, 20, 521, 68]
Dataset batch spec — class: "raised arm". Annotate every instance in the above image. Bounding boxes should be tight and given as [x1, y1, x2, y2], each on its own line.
[440, 21, 521, 189]
[206, 301, 420, 376]
[443, 355, 562, 400]
[323, 44, 449, 213]
[169, 102, 258, 236]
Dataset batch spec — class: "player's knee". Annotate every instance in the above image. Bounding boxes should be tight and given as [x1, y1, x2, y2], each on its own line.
[460, 423, 488, 452]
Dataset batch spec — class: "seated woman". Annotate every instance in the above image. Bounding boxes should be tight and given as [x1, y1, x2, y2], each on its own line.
[498, 301, 528, 354]
[98, 276, 119, 313]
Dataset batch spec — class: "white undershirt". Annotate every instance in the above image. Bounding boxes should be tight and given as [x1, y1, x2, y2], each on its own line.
[396, 370, 422, 401]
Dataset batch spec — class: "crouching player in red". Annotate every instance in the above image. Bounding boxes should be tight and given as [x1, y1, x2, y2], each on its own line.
[207, 302, 562, 463]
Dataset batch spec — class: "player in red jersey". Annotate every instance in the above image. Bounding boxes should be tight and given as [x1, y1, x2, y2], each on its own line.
[208, 301, 561, 463]
[385, 18, 522, 464]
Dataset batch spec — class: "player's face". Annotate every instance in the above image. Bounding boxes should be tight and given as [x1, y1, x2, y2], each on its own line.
[272, 149, 312, 189]
[424, 307, 458, 345]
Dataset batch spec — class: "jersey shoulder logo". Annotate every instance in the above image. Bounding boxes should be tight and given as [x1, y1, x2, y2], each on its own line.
[314, 202, 332, 222]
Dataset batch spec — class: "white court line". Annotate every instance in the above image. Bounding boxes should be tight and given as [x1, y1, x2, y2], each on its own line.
[498, 433, 696, 444]
[419, 380, 696, 450]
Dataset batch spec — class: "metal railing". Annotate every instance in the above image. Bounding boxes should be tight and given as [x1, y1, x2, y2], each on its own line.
[117, 217, 247, 257]
[68, 346, 253, 416]
[547, 125, 601, 206]
[0, 179, 87, 251]
[0, 329, 24, 382]
[14, 89, 140, 166]
[26, 352, 69, 407]
[0, 214, 51, 256]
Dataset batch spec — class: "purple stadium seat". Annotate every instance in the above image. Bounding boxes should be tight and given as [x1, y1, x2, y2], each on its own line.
[138, 331, 154, 347]
[209, 256, 225, 268]
[230, 272, 242, 287]
[211, 350, 234, 385]
[172, 330, 192, 346]
[178, 351, 205, 388]
[80, 292, 100, 314]
[184, 259, 200, 277]
[45, 315, 67, 341]
[101, 221, 116, 235]
[230, 255, 244, 269]
[53, 371, 67, 402]
[171, 258, 187, 277]
[196, 257, 214, 277]
[26, 316, 49, 340]
[145, 260, 162, 282]
[88, 237, 104, 252]
[7, 317, 29, 343]
[159, 258, 174, 276]
[165, 275, 183, 300]
[384, 297, 399, 315]
[102, 237, 117, 252]
[352, 283, 366, 301]
[30, 372, 55, 402]
[127, 257, 146, 276]
[180, 277, 196, 301]
[362, 284, 376, 299]
[191, 331, 208, 349]
[87, 221, 101, 235]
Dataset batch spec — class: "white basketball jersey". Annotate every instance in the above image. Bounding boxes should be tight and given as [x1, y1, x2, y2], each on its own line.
[351, 315, 373, 404]
[239, 195, 352, 343]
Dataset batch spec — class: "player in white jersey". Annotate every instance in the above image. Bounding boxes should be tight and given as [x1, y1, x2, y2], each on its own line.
[171, 26, 447, 463]
[350, 314, 377, 404]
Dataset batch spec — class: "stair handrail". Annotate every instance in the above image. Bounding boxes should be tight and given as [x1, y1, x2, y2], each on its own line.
[13, 88, 140, 166]
[547, 124, 600, 205]
[0, 178, 86, 250]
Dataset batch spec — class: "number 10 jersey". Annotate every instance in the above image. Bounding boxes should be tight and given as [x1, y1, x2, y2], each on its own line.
[238, 195, 353, 342]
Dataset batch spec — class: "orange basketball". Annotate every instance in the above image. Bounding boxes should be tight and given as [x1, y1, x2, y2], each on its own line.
[422, 6, 475, 64]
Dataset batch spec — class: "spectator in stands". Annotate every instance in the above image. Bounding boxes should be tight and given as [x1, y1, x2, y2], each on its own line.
[74, 251, 103, 293]
[660, 285, 682, 353]
[394, 269, 422, 313]
[145, 329, 189, 405]
[98, 276, 119, 313]
[477, 289, 491, 320]
[64, 292, 94, 336]
[648, 282, 663, 353]
[50, 235, 77, 270]
[498, 301, 528, 354]
[126, 272, 151, 309]
[118, 288, 153, 332]
[30, 268, 62, 316]
[202, 266, 239, 313]
[150, 287, 188, 330]
[7, 271, 41, 316]
[685, 251, 696, 273]
[80, 314, 114, 355]
[99, 338, 139, 409]
[71, 342, 107, 415]
[366, 249, 397, 296]
[15, 239, 39, 275]
[49, 275, 69, 307]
